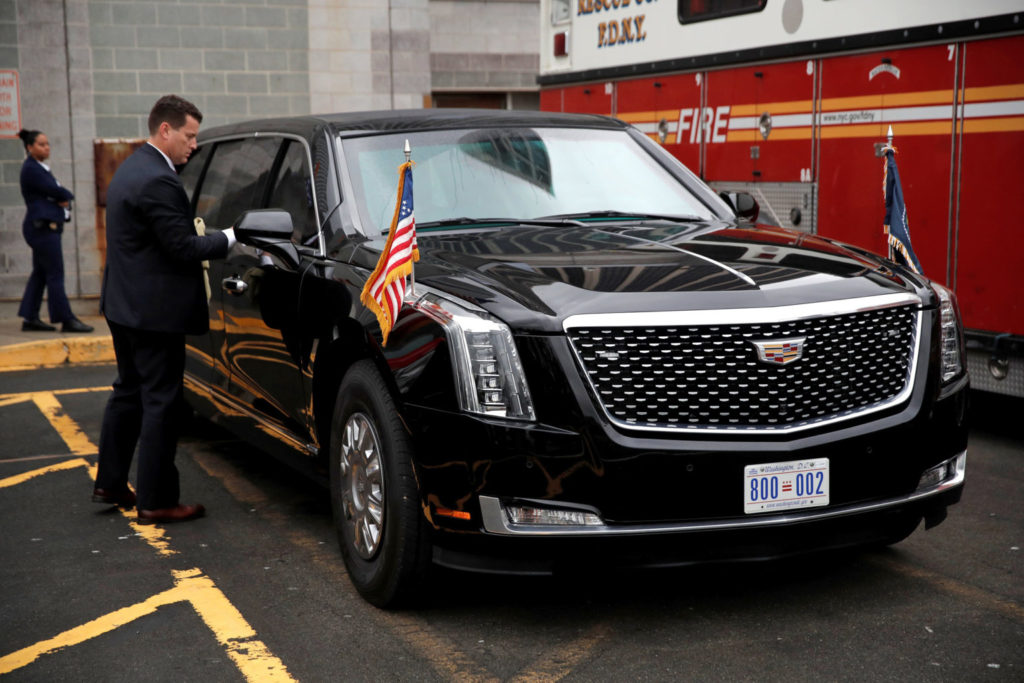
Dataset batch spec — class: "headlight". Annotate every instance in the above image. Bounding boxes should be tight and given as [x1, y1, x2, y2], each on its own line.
[932, 283, 963, 382]
[412, 290, 535, 420]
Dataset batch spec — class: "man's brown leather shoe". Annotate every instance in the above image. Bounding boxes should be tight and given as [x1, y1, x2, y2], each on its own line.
[92, 487, 137, 509]
[136, 504, 206, 524]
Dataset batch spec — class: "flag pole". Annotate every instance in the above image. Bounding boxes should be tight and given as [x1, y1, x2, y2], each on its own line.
[404, 138, 415, 298]
[885, 126, 894, 262]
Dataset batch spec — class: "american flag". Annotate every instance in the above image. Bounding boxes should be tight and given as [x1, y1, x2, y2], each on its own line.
[882, 146, 922, 274]
[360, 160, 419, 346]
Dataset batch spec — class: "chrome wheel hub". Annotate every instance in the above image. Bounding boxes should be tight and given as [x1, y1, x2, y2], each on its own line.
[339, 412, 385, 559]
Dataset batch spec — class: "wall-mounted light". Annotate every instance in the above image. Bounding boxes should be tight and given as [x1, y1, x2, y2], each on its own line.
[554, 31, 568, 57]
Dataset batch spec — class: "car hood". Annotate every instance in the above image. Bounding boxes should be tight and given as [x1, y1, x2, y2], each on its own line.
[358, 222, 928, 334]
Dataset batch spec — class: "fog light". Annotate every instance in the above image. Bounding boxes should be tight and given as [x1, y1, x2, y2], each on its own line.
[917, 453, 966, 490]
[506, 504, 603, 527]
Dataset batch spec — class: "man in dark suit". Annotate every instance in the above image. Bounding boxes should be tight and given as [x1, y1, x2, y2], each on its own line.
[94, 95, 235, 524]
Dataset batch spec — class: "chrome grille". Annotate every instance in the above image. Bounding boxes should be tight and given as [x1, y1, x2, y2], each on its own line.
[566, 302, 921, 433]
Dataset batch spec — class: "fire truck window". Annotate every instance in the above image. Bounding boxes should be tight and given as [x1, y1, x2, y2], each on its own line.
[678, 0, 766, 24]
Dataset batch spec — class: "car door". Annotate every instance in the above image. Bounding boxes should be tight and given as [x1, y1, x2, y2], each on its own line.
[180, 144, 219, 388]
[219, 138, 320, 451]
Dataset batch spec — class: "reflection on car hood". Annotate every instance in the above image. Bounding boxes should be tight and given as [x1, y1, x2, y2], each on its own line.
[360, 222, 922, 333]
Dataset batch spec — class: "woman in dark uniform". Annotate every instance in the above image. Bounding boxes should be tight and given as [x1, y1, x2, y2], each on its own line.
[17, 128, 92, 332]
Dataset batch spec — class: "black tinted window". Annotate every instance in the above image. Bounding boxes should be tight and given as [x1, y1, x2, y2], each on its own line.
[178, 144, 209, 205]
[195, 137, 280, 229]
[268, 140, 318, 245]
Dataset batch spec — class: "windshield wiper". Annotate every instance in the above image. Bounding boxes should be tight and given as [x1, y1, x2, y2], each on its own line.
[413, 216, 585, 231]
[536, 210, 704, 224]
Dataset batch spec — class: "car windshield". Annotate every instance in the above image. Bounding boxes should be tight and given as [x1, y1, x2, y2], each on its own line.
[339, 126, 716, 234]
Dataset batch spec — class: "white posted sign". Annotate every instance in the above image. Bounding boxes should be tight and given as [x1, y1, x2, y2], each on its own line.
[0, 71, 21, 139]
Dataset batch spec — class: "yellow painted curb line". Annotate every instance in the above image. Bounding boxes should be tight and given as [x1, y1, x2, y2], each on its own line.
[0, 336, 115, 371]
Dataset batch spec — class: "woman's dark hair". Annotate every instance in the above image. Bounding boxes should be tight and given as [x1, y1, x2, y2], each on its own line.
[17, 128, 41, 152]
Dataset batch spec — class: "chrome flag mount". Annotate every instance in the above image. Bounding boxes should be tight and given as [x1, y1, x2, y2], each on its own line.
[881, 125, 923, 275]
[359, 139, 419, 346]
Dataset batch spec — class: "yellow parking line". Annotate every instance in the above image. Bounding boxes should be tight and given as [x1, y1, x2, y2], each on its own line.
[0, 386, 109, 401]
[510, 622, 612, 683]
[869, 554, 1024, 623]
[0, 457, 92, 488]
[0, 568, 294, 681]
[31, 392, 97, 456]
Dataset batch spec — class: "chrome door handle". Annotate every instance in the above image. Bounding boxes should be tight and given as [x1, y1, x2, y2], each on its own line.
[222, 276, 248, 295]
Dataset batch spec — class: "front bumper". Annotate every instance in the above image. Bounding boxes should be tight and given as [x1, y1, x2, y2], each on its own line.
[478, 451, 965, 537]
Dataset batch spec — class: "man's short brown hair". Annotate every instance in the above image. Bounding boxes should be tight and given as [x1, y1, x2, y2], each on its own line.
[147, 94, 203, 135]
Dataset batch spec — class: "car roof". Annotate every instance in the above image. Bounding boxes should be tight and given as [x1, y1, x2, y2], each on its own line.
[197, 108, 629, 142]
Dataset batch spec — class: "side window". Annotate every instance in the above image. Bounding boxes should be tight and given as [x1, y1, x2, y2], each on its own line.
[268, 140, 318, 245]
[195, 137, 281, 229]
[178, 144, 209, 205]
[678, 0, 766, 24]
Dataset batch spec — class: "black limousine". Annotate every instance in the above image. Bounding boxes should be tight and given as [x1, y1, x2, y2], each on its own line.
[180, 110, 968, 607]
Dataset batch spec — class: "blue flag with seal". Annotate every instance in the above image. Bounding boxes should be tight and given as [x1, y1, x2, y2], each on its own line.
[882, 145, 922, 274]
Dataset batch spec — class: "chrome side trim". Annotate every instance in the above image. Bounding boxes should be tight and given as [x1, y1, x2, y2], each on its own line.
[564, 293, 924, 435]
[478, 451, 965, 537]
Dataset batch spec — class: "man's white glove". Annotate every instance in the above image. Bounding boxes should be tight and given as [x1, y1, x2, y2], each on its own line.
[222, 227, 236, 249]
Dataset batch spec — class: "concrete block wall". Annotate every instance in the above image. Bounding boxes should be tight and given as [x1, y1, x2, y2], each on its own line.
[430, 0, 539, 94]
[89, 0, 313, 136]
[308, 0, 431, 113]
[0, 0, 539, 303]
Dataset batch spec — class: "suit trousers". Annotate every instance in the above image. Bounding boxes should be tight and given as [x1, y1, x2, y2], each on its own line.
[96, 320, 186, 511]
[17, 222, 73, 323]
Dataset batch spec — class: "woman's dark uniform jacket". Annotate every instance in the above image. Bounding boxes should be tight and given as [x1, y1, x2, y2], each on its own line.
[21, 157, 73, 231]
[100, 143, 228, 334]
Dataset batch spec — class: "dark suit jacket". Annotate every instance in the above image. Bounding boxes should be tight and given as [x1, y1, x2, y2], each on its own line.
[101, 144, 229, 335]
[21, 157, 74, 231]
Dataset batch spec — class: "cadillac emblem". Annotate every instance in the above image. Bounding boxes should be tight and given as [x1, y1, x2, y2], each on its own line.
[751, 337, 806, 365]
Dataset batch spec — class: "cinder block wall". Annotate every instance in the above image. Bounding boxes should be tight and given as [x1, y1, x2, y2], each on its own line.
[0, 0, 538, 303]
[430, 0, 539, 99]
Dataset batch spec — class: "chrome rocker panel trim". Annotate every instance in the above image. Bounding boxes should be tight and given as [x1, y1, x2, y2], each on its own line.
[479, 451, 965, 537]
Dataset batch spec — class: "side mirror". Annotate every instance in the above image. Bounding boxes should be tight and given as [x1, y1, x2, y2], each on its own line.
[235, 209, 294, 240]
[233, 209, 299, 267]
[719, 191, 760, 223]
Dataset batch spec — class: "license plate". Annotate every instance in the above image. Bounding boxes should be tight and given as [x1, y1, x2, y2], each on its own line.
[744, 458, 829, 514]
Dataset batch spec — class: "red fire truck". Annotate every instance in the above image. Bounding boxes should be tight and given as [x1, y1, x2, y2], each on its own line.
[539, 0, 1024, 397]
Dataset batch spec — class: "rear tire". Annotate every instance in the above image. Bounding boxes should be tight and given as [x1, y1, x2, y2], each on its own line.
[329, 359, 430, 607]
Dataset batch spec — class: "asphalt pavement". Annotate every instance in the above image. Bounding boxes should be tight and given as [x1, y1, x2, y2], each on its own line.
[0, 300, 1021, 681]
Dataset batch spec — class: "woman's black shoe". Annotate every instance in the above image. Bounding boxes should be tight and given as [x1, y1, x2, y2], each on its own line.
[61, 318, 94, 333]
[22, 318, 56, 331]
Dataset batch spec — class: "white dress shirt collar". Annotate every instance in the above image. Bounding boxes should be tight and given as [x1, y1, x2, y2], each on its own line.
[147, 141, 176, 171]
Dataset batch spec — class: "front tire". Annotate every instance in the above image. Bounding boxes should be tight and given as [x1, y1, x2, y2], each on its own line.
[329, 359, 430, 607]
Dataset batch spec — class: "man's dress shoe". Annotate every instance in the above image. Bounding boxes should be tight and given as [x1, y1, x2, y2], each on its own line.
[22, 318, 56, 331]
[62, 318, 94, 333]
[92, 487, 137, 509]
[136, 504, 206, 524]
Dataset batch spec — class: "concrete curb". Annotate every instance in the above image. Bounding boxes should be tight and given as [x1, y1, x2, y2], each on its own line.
[0, 335, 115, 371]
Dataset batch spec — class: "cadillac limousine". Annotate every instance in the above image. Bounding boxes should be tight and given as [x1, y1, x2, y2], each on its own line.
[180, 110, 968, 607]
